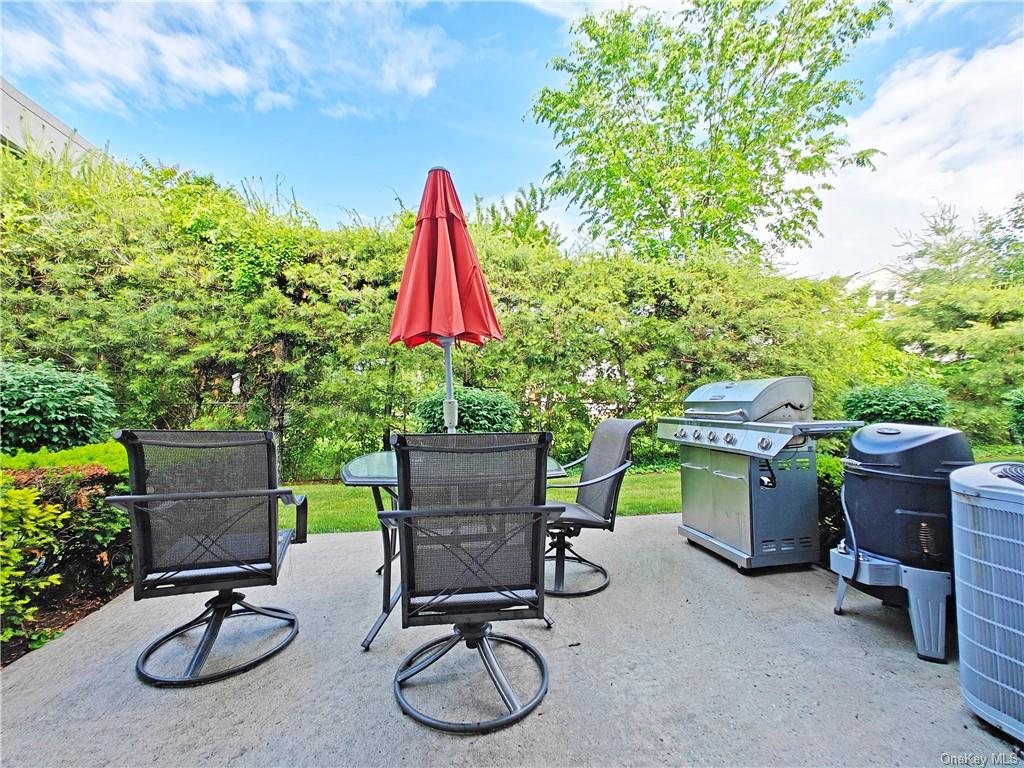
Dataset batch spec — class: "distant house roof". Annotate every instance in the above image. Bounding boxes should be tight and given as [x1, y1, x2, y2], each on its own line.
[1, 78, 97, 161]
[848, 265, 904, 280]
[846, 265, 905, 289]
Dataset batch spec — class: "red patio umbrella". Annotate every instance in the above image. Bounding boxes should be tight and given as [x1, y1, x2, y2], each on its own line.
[389, 167, 503, 432]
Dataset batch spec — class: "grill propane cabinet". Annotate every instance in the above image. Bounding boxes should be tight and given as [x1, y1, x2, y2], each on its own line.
[658, 377, 861, 570]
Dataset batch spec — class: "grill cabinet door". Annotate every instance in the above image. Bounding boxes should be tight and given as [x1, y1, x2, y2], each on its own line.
[710, 450, 752, 555]
[680, 445, 713, 537]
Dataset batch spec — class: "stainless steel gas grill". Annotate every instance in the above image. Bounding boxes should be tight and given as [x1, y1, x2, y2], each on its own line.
[657, 377, 861, 569]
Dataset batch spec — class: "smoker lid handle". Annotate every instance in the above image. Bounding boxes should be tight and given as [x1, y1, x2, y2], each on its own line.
[791, 421, 863, 437]
[683, 407, 748, 420]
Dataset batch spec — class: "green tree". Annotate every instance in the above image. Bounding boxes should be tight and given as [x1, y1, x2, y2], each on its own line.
[475, 186, 564, 250]
[533, 0, 891, 259]
[889, 198, 1024, 417]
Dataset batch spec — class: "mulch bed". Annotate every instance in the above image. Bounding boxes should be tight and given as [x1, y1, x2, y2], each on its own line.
[1, 588, 126, 666]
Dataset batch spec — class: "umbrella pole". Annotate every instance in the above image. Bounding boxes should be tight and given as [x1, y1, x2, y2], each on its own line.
[441, 337, 458, 434]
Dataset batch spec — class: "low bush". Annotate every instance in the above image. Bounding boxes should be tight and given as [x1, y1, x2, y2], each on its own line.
[0, 479, 68, 647]
[415, 386, 521, 434]
[842, 381, 948, 425]
[1005, 388, 1024, 443]
[1, 442, 132, 658]
[4, 465, 131, 598]
[816, 454, 845, 557]
[1, 361, 116, 454]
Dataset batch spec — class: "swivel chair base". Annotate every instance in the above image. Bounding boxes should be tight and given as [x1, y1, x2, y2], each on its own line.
[394, 622, 548, 734]
[137, 589, 298, 687]
[544, 528, 610, 597]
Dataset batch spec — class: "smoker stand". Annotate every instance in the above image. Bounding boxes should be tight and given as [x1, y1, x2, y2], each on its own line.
[830, 544, 952, 662]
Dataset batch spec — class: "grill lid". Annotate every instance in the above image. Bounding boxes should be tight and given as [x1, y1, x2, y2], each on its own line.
[951, 462, 1024, 506]
[846, 423, 973, 480]
[683, 376, 812, 422]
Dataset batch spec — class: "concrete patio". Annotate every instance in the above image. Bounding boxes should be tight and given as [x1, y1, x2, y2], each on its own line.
[1, 513, 1014, 767]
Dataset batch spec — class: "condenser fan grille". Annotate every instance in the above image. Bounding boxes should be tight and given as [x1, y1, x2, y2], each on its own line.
[994, 464, 1024, 486]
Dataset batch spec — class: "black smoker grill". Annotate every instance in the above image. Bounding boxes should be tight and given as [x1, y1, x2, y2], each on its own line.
[658, 377, 861, 570]
[831, 423, 974, 661]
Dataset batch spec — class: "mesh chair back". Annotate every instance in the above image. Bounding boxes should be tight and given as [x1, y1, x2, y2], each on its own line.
[115, 430, 278, 578]
[393, 432, 550, 510]
[391, 432, 552, 626]
[577, 419, 645, 523]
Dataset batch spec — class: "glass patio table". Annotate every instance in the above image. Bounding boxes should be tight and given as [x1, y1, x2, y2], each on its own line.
[342, 450, 566, 650]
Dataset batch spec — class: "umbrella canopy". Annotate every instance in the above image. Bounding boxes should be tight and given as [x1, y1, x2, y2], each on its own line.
[389, 168, 502, 432]
[389, 167, 502, 349]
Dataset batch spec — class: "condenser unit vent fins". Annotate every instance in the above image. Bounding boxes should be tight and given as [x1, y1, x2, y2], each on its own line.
[952, 463, 1024, 743]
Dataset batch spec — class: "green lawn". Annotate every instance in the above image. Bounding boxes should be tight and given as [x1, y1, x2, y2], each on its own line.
[285, 442, 1024, 535]
[285, 471, 681, 534]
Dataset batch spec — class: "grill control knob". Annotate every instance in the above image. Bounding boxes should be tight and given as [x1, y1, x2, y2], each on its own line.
[757, 436, 773, 451]
[675, 428, 688, 439]
[707, 431, 718, 442]
[692, 429, 703, 440]
[724, 432, 736, 444]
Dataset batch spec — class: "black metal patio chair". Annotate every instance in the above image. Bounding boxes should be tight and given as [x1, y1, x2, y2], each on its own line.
[383, 432, 562, 733]
[106, 429, 307, 687]
[545, 418, 644, 597]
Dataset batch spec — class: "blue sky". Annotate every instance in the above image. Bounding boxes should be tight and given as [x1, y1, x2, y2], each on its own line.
[2, 1, 1022, 276]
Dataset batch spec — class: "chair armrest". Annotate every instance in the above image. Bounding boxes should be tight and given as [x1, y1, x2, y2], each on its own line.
[105, 488, 295, 510]
[280, 493, 308, 544]
[546, 461, 632, 490]
[379, 504, 565, 523]
[560, 453, 588, 471]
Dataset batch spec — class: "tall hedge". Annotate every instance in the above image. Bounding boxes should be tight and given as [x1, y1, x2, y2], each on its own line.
[1, 144, 933, 479]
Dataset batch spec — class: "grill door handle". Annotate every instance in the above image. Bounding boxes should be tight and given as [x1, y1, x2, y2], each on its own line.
[712, 470, 745, 481]
[680, 463, 709, 471]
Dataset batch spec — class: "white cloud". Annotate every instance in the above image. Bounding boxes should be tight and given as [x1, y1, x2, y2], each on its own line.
[522, 0, 688, 23]
[522, 1, 605, 22]
[784, 37, 1024, 277]
[0, 2, 459, 115]
[253, 90, 294, 113]
[0, 28, 61, 75]
[320, 101, 379, 120]
[869, 0, 967, 43]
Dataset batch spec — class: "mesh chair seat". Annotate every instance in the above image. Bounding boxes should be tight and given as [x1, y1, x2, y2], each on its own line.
[408, 589, 539, 611]
[551, 502, 606, 528]
[143, 529, 293, 588]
